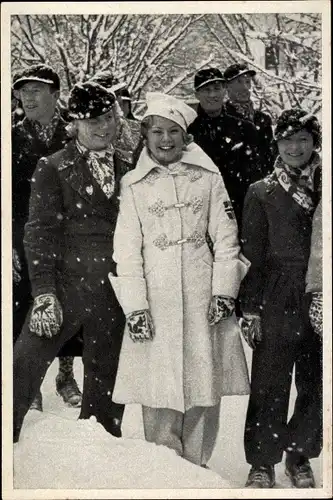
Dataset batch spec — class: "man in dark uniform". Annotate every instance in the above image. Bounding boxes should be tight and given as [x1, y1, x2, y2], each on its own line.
[13, 81, 132, 443]
[223, 62, 274, 180]
[12, 64, 82, 410]
[188, 67, 273, 229]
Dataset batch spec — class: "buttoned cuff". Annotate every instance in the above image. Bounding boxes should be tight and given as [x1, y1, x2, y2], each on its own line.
[108, 275, 149, 315]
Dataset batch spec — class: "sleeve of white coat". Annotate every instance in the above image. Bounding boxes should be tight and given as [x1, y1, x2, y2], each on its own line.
[108, 180, 149, 315]
[207, 172, 250, 298]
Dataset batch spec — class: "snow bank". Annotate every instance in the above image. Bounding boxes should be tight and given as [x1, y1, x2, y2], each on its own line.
[14, 411, 231, 489]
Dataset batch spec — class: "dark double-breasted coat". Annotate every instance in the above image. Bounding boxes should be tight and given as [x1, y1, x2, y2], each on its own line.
[13, 140, 132, 442]
[239, 171, 322, 467]
[12, 116, 71, 345]
[188, 104, 274, 229]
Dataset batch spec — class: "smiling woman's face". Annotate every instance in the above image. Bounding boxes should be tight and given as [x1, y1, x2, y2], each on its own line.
[76, 109, 117, 150]
[277, 129, 314, 169]
[146, 115, 185, 165]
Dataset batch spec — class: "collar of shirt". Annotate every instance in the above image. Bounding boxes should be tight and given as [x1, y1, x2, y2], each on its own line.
[76, 140, 115, 159]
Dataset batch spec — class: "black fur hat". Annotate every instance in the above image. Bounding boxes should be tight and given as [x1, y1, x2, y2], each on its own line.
[68, 81, 116, 120]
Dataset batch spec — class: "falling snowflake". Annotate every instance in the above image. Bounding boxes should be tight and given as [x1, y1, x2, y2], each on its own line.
[231, 142, 243, 151]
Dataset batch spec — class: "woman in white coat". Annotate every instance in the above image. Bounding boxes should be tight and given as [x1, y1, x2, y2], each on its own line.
[109, 92, 250, 467]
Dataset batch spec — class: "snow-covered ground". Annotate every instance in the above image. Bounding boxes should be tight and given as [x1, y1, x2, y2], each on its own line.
[13, 342, 323, 490]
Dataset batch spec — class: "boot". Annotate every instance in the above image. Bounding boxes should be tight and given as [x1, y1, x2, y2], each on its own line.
[56, 356, 82, 407]
[29, 390, 43, 411]
[285, 453, 315, 488]
[245, 465, 275, 488]
[56, 374, 82, 407]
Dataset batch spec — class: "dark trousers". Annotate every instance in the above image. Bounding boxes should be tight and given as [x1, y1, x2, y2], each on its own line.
[13, 265, 33, 344]
[13, 278, 125, 442]
[244, 304, 322, 467]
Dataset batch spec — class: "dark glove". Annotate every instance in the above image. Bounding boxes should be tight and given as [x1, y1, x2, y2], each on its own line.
[126, 309, 155, 343]
[239, 313, 262, 349]
[208, 296, 235, 326]
[309, 292, 322, 337]
[13, 248, 22, 284]
[29, 293, 63, 338]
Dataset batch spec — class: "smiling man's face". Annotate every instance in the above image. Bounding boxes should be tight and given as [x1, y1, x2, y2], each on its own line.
[195, 81, 225, 117]
[16, 81, 59, 123]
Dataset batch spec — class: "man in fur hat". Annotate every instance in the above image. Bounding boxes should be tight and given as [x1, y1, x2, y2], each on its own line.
[12, 64, 83, 410]
[13, 81, 132, 443]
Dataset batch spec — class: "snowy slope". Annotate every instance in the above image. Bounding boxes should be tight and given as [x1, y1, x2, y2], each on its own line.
[13, 342, 323, 490]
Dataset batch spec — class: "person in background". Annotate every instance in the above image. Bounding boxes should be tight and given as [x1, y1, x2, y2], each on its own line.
[239, 109, 322, 489]
[188, 67, 272, 229]
[12, 64, 82, 411]
[13, 82, 132, 443]
[116, 88, 138, 121]
[306, 198, 323, 338]
[223, 62, 274, 179]
[109, 92, 250, 468]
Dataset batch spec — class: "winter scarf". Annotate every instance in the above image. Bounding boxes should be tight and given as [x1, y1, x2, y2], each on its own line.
[228, 99, 255, 122]
[76, 140, 115, 198]
[31, 109, 60, 146]
[274, 151, 321, 215]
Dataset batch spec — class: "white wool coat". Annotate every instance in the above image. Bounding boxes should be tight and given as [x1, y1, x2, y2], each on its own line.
[109, 143, 250, 412]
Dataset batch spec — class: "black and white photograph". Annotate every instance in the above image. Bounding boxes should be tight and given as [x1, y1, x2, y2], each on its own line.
[1, 1, 332, 498]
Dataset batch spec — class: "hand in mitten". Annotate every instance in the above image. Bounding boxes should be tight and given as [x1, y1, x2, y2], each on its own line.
[239, 313, 262, 349]
[309, 292, 323, 337]
[126, 309, 155, 343]
[29, 294, 63, 338]
[208, 296, 235, 326]
[13, 248, 22, 284]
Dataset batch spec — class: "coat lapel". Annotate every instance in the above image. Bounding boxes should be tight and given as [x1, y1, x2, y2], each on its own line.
[58, 141, 124, 220]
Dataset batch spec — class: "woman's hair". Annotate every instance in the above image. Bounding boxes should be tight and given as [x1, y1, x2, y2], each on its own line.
[141, 115, 193, 146]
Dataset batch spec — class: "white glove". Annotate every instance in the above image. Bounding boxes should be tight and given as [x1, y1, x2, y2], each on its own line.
[29, 293, 63, 338]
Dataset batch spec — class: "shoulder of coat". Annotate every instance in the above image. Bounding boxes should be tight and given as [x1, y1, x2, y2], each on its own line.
[119, 169, 137, 188]
[12, 117, 28, 136]
[44, 147, 70, 172]
[251, 172, 278, 198]
[254, 110, 272, 125]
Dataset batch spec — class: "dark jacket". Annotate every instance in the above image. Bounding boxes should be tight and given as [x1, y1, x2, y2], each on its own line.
[188, 105, 274, 227]
[239, 172, 320, 316]
[12, 116, 69, 255]
[24, 140, 132, 298]
[224, 100, 274, 176]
